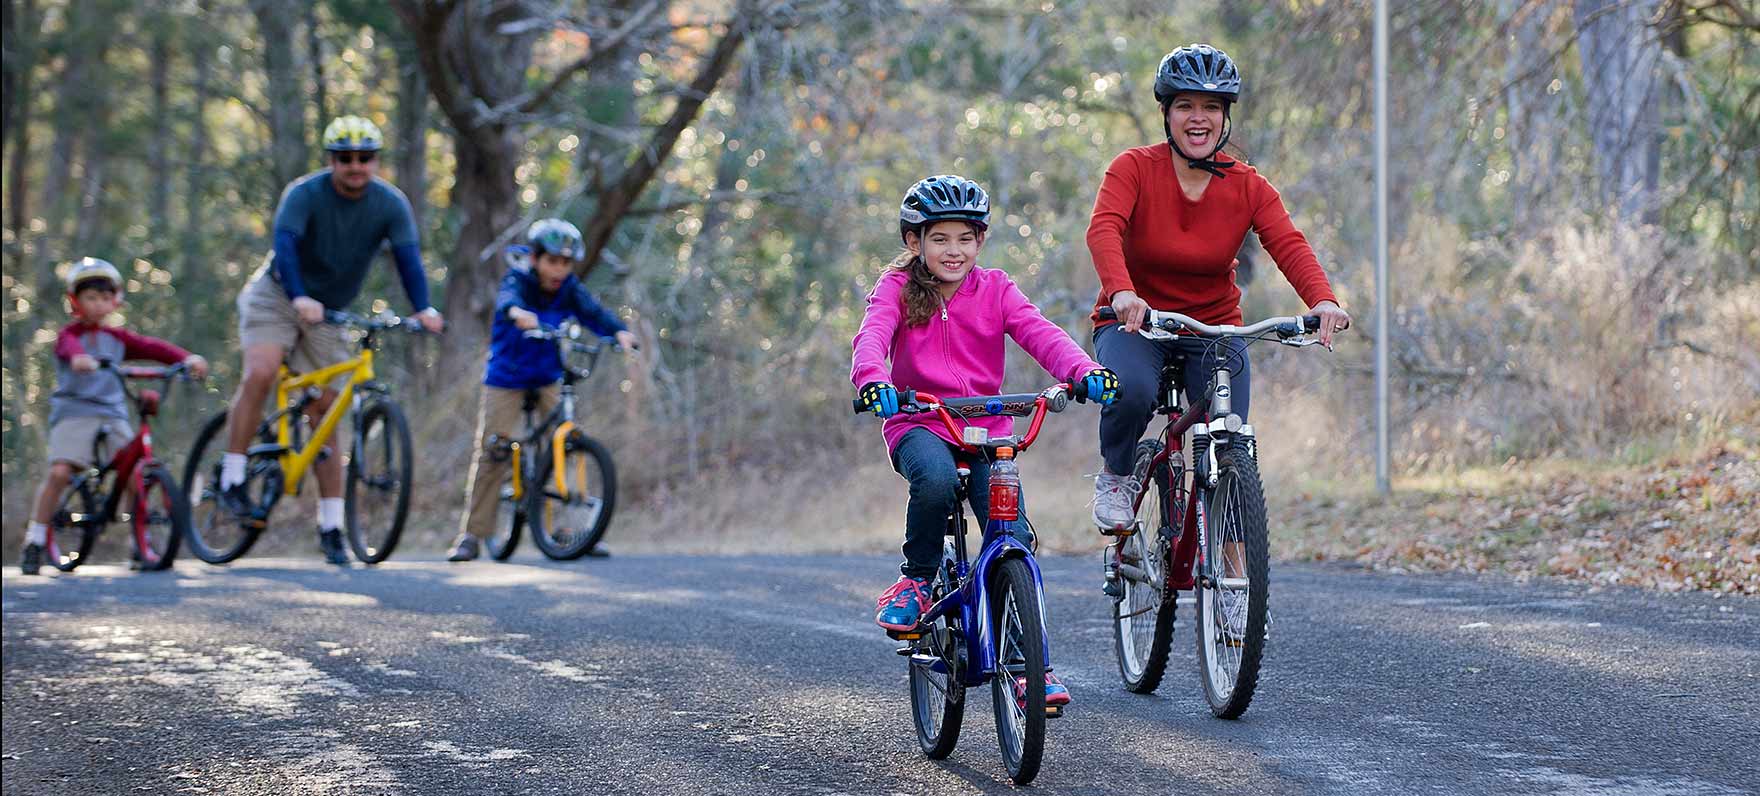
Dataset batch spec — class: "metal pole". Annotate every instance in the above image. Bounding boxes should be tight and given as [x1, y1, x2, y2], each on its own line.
[1374, 0, 1391, 495]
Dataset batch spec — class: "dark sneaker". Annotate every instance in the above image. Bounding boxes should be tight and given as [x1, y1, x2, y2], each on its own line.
[446, 534, 480, 562]
[317, 528, 350, 566]
[19, 542, 43, 575]
[1013, 672, 1073, 708]
[874, 576, 930, 631]
[219, 482, 267, 528]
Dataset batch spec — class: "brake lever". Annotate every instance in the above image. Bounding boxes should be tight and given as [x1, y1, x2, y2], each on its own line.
[1278, 337, 1328, 349]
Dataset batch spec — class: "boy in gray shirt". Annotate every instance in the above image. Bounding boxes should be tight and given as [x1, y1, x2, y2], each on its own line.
[19, 258, 208, 574]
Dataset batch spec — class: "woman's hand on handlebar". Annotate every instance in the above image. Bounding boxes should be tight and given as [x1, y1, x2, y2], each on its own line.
[1310, 300, 1351, 348]
[1109, 290, 1150, 333]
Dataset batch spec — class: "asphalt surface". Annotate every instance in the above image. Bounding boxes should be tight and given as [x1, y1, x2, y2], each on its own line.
[3, 553, 1756, 795]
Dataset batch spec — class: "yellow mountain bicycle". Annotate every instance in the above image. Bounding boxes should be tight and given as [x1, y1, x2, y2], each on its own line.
[183, 311, 430, 564]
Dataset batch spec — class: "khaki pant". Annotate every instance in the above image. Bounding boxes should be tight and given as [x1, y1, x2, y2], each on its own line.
[47, 416, 135, 468]
[236, 264, 351, 381]
[459, 384, 559, 539]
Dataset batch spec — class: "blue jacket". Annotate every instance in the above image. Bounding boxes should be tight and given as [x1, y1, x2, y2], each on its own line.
[484, 258, 627, 390]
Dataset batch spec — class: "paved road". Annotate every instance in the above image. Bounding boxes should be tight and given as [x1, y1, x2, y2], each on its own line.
[3, 554, 1756, 795]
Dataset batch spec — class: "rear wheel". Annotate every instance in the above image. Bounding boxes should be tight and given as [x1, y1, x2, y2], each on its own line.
[990, 557, 1047, 785]
[1195, 444, 1270, 719]
[908, 550, 965, 758]
[346, 400, 413, 564]
[528, 430, 616, 560]
[46, 478, 101, 572]
[485, 463, 523, 561]
[130, 465, 187, 571]
[182, 410, 269, 565]
[1114, 439, 1179, 693]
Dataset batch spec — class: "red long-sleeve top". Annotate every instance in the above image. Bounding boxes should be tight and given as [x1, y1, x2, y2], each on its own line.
[1086, 144, 1337, 327]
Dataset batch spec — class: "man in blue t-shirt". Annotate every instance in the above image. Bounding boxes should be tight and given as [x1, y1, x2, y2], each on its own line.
[218, 115, 445, 565]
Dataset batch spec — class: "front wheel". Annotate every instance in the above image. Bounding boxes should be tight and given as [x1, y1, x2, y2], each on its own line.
[527, 430, 616, 560]
[1114, 439, 1179, 693]
[46, 478, 101, 572]
[990, 556, 1047, 785]
[1194, 443, 1270, 719]
[346, 400, 413, 565]
[131, 464, 187, 571]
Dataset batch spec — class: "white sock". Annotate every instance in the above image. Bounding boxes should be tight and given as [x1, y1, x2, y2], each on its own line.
[318, 498, 345, 532]
[25, 522, 46, 546]
[220, 453, 248, 489]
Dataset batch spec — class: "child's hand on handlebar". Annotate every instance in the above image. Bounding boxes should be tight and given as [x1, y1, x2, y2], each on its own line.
[857, 381, 901, 418]
[72, 354, 99, 373]
[182, 354, 210, 379]
[614, 330, 639, 351]
[1077, 367, 1119, 406]
[509, 307, 539, 331]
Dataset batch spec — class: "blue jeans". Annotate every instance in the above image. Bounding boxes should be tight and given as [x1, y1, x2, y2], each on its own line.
[1093, 324, 1251, 476]
[891, 428, 1032, 580]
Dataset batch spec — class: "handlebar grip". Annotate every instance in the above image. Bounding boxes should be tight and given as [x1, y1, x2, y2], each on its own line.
[1097, 307, 1118, 321]
[851, 397, 866, 415]
[1303, 315, 1321, 332]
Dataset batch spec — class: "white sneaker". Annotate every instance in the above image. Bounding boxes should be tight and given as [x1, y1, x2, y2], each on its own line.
[1092, 472, 1138, 531]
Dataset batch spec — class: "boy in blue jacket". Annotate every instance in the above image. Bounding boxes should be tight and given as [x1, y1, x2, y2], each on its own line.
[448, 219, 638, 562]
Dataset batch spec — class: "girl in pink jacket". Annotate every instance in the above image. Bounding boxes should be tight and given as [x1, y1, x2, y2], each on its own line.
[851, 175, 1118, 649]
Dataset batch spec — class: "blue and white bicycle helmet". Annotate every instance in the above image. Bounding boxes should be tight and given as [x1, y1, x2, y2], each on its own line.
[526, 218, 586, 261]
[899, 175, 990, 240]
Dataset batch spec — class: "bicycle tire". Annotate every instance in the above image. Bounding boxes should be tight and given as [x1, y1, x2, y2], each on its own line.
[909, 550, 965, 758]
[990, 556, 1047, 785]
[1114, 439, 1178, 693]
[46, 478, 100, 572]
[346, 400, 412, 564]
[1195, 444, 1270, 719]
[485, 466, 523, 561]
[131, 464, 187, 571]
[527, 431, 617, 560]
[181, 410, 266, 565]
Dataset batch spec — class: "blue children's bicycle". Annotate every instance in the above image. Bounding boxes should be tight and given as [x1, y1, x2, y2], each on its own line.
[855, 382, 1087, 785]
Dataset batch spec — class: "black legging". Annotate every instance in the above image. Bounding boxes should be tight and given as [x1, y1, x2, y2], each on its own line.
[1093, 323, 1251, 476]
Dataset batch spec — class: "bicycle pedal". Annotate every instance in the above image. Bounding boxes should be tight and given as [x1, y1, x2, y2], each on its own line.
[886, 629, 925, 641]
[1099, 524, 1136, 537]
[1045, 705, 1065, 719]
[895, 646, 915, 656]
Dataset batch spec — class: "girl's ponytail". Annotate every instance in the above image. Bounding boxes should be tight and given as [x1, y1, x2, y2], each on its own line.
[885, 249, 942, 327]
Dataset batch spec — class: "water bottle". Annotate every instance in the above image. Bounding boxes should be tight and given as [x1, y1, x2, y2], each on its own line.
[989, 448, 1021, 522]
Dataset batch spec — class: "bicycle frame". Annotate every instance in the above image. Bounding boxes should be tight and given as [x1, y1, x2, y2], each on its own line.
[904, 387, 1065, 688]
[259, 348, 376, 496]
[55, 366, 180, 560]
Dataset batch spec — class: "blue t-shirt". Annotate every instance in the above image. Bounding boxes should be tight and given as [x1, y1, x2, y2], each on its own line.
[269, 170, 421, 309]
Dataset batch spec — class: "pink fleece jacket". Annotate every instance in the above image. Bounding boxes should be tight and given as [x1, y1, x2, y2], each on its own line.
[851, 266, 1102, 454]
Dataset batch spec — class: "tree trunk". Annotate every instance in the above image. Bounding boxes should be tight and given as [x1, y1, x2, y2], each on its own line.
[1573, 0, 1664, 223]
[308, 1, 327, 123]
[4, 0, 37, 266]
[392, 42, 429, 228]
[149, 12, 172, 253]
[253, 0, 309, 191]
[180, 0, 216, 334]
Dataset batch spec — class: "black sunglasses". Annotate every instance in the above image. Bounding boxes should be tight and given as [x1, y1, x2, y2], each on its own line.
[332, 151, 378, 165]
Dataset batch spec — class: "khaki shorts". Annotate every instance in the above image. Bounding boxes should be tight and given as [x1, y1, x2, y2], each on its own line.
[237, 264, 352, 380]
[47, 416, 135, 468]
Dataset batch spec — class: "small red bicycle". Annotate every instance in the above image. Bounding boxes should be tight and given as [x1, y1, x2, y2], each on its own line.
[42, 360, 196, 572]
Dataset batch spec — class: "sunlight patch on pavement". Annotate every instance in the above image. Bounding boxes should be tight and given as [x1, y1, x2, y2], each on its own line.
[479, 645, 610, 685]
[266, 588, 381, 608]
[423, 739, 533, 767]
[444, 564, 582, 588]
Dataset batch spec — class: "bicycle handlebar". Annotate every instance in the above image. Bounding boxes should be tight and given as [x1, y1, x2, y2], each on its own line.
[323, 309, 436, 334]
[522, 323, 626, 355]
[1097, 307, 1320, 338]
[851, 384, 1075, 453]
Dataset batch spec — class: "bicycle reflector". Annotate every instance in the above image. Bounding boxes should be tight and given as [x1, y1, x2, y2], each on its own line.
[963, 426, 990, 445]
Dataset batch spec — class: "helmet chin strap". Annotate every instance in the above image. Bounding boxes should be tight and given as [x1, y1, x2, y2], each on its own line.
[1163, 106, 1235, 178]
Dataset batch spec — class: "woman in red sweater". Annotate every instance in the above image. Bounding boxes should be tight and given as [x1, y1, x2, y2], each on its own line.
[1086, 44, 1352, 530]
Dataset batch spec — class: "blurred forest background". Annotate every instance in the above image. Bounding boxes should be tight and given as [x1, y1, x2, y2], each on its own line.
[2, 0, 1755, 583]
